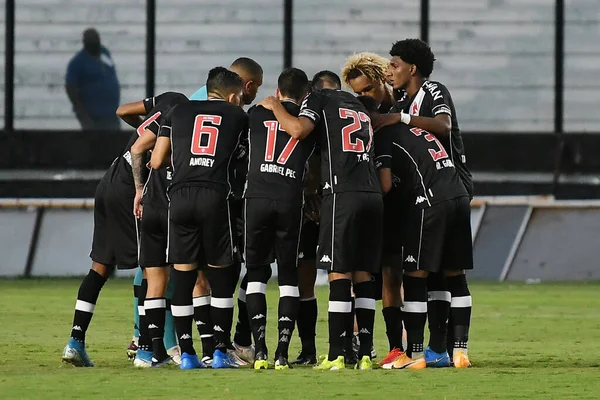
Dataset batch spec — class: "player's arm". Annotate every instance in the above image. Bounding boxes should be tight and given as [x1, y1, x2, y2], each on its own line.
[131, 130, 157, 188]
[373, 112, 450, 136]
[116, 101, 146, 128]
[259, 97, 315, 139]
[151, 136, 171, 169]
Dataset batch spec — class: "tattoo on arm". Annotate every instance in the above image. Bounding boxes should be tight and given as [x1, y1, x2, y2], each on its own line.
[131, 152, 145, 190]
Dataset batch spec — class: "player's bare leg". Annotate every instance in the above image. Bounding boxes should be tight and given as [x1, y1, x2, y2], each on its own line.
[293, 258, 318, 365]
[171, 262, 205, 370]
[445, 269, 472, 368]
[62, 261, 114, 367]
[192, 269, 214, 364]
[379, 266, 405, 366]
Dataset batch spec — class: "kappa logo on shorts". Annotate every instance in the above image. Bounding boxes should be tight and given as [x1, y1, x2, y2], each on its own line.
[405, 255, 417, 263]
[320, 255, 332, 263]
[323, 182, 331, 190]
[298, 252, 304, 259]
[415, 196, 427, 205]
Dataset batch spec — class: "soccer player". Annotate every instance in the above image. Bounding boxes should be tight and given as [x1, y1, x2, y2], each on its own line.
[61, 93, 181, 367]
[259, 71, 383, 371]
[341, 52, 407, 366]
[243, 68, 315, 370]
[190, 57, 264, 366]
[151, 67, 248, 370]
[359, 95, 473, 369]
[383, 39, 474, 366]
[123, 92, 189, 368]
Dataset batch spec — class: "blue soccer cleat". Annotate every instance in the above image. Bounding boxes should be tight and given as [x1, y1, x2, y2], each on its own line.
[180, 352, 206, 370]
[212, 349, 239, 369]
[424, 346, 451, 368]
[62, 338, 94, 367]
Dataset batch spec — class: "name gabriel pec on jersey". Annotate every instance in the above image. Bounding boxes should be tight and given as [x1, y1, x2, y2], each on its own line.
[260, 163, 297, 178]
[437, 159, 454, 170]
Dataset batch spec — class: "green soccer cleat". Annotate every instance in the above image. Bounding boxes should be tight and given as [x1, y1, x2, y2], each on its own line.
[314, 356, 345, 370]
[354, 355, 372, 370]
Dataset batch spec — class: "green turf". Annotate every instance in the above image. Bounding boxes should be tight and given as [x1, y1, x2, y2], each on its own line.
[1, 279, 599, 399]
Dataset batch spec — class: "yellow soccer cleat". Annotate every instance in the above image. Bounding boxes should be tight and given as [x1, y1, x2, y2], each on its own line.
[453, 349, 471, 368]
[354, 355, 372, 370]
[391, 353, 426, 370]
[254, 359, 269, 370]
[314, 355, 345, 370]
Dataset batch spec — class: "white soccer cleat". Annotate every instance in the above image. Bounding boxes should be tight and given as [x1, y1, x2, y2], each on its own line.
[167, 345, 182, 366]
[230, 342, 255, 366]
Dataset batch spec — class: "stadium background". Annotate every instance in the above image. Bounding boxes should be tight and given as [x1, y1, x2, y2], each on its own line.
[0, 0, 599, 281]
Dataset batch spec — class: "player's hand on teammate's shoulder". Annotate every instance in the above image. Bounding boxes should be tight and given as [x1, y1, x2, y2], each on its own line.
[258, 96, 279, 111]
[372, 112, 401, 132]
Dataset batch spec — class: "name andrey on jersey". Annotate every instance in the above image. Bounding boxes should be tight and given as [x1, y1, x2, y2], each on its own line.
[189, 157, 215, 167]
[260, 163, 297, 178]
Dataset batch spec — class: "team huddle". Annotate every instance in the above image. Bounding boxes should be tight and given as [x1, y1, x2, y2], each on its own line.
[61, 38, 474, 371]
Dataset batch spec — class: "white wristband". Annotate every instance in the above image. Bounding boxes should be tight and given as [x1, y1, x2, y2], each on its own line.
[400, 112, 411, 125]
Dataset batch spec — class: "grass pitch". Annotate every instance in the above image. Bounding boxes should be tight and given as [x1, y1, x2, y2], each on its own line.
[1, 279, 599, 399]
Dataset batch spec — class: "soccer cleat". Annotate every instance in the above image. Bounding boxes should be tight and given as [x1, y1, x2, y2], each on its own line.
[180, 353, 205, 370]
[201, 355, 213, 367]
[126, 337, 139, 360]
[134, 349, 153, 368]
[378, 348, 404, 366]
[291, 352, 317, 366]
[253, 351, 269, 370]
[62, 338, 95, 367]
[391, 353, 426, 370]
[453, 349, 471, 368]
[232, 342, 255, 365]
[424, 346, 451, 368]
[354, 355, 373, 370]
[167, 345, 182, 366]
[274, 355, 292, 370]
[314, 356, 345, 371]
[212, 349, 239, 369]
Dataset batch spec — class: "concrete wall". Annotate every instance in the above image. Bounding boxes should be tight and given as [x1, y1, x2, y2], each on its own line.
[2, 199, 600, 281]
[0, 0, 598, 131]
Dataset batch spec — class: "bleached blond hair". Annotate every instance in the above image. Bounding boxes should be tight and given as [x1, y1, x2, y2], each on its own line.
[341, 52, 389, 86]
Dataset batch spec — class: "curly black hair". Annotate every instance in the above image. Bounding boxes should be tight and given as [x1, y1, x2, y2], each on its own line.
[389, 39, 436, 78]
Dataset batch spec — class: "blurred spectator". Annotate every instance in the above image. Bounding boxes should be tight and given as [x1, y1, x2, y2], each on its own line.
[66, 28, 121, 130]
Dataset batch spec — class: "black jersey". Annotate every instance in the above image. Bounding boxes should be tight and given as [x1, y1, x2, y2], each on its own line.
[298, 89, 380, 195]
[374, 123, 468, 209]
[103, 92, 186, 188]
[158, 99, 248, 196]
[394, 81, 473, 198]
[140, 92, 188, 208]
[244, 101, 316, 200]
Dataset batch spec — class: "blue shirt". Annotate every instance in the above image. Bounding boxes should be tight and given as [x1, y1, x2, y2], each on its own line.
[66, 47, 120, 118]
[190, 85, 208, 100]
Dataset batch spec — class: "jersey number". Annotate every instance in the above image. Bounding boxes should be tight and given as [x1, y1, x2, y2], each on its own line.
[191, 114, 222, 156]
[137, 111, 161, 136]
[263, 120, 299, 164]
[339, 108, 373, 153]
[410, 127, 448, 161]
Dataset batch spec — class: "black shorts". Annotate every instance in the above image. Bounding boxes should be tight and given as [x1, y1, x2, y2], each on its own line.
[90, 179, 138, 268]
[402, 196, 473, 273]
[168, 186, 240, 266]
[139, 203, 168, 268]
[317, 192, 383, 274]
[381, 197, 408, 270]
[230, 198, 245, 255]
[244, 197, 303, 270]
[298, 220, 319, 262]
